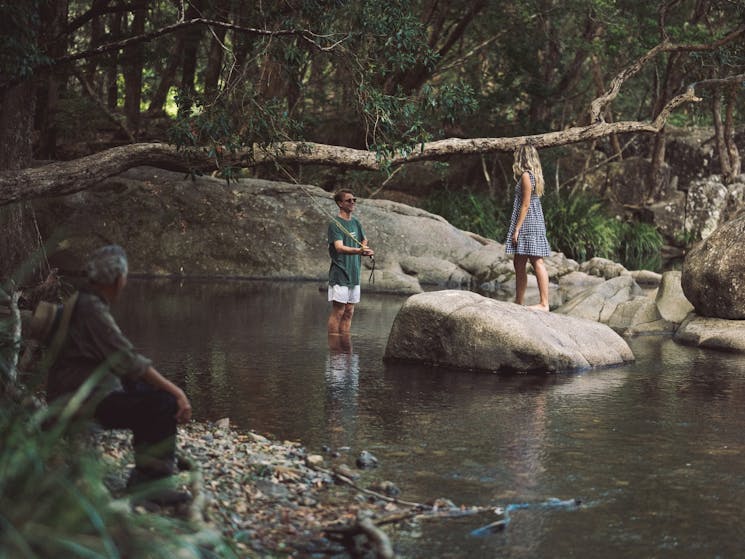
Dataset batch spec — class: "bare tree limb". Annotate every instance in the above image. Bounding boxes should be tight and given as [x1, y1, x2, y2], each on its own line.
[33, 18, 349, 74]
[589, 24, 745, 123]
[589, 40, 673, 123]
[665, 23, 745, 53]
[2, 63, 741, 208]
[72, 68, 136, 143]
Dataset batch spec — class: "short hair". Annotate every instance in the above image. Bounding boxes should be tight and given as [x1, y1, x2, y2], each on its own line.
[85, 245, 128, 285]
[333, 189, 354, 204]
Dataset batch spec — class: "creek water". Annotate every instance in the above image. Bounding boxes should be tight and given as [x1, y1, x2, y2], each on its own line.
[115, 279, 745, 558]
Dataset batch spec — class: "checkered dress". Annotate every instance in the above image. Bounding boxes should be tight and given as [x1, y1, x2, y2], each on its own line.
[505, 171, 551, 257]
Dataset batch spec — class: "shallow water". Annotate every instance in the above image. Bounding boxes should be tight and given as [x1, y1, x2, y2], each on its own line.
[116, 279, 745, 558]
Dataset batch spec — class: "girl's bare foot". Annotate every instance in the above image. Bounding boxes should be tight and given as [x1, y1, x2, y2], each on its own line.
[528, 303, 549, 312]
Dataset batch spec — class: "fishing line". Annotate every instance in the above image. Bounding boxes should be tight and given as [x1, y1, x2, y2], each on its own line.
[273, 162, 376, 284]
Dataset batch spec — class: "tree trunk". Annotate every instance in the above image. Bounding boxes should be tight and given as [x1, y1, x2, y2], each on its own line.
[647, 1, 710, 201]
[122, 1, 146, 135]
[201, 0, 229, 98]
[147, 34, 183, 115]
[0, 80, 40, 281]
[35, 0, 69, 159]
[591, 56, 622, 158]
[712, 89, 732, 181]
[84, 0, 108, 87]
[180, 0, 204, 109]
[106, 7, 124, 110]
[724, 83, 741, 181]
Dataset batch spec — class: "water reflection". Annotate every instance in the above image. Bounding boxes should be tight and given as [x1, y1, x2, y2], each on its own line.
[325, 334, 359, 449]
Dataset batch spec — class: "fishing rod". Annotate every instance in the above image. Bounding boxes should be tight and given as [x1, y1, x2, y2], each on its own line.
[276, 164, 376, 284]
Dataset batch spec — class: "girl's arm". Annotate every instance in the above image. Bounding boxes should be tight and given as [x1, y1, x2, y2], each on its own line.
[511, 172, 533, 245]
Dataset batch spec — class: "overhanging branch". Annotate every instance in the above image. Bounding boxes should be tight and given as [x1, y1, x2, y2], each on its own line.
[0, 82, 705, 208]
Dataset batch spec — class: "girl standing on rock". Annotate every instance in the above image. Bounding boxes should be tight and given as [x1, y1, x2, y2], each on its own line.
[505, 144, 551, 311]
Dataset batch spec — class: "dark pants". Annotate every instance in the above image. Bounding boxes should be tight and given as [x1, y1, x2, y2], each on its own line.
[94, 383, 178, 478]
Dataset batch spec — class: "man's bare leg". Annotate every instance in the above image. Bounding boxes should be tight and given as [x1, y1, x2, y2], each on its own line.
[328, 301, 347, 334]
[339, 303, 355, 334]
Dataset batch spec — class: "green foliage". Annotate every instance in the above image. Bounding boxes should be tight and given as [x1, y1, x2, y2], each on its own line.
[0, 1, 49, 81]
[362, 81, 478, 165]
[0, 400, 222, 558]
[423, 188, 510, 240]
[542, 191, 620, 263]
[168, 88, 304, 181]
[542, 191, 663, 269]
[617, 221, 664, 271]
[357, 0, 437, 74]
[424, 186, 663, 269]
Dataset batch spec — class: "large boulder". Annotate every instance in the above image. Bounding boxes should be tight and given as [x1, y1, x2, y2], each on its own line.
[554, 275, 644, 323]
[685, 175, 730, 241]
[33, 167, 487, 294]
[579, 257, 630, 280]
[558, 271, 605, 302]
[606, 297, 675, 336]
[681, 213, 745, 319]
[674, 314, 745, 353]
[33, 166, 580, 296]
[655, 271, 694, 323]
[384, 290, 634, 373]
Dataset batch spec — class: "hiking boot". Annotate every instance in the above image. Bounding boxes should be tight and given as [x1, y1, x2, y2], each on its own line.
[126, 468, 192, 509]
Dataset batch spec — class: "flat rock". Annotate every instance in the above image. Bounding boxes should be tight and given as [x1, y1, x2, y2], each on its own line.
[674, 314, 745, 352]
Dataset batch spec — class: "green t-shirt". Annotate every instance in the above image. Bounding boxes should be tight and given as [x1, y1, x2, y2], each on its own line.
[328, 216, 366, 287]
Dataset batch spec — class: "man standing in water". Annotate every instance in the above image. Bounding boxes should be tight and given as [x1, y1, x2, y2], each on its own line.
[327, 189, 374, 337]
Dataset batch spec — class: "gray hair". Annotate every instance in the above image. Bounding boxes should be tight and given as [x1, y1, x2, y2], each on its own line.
[85, 245, 128, 285]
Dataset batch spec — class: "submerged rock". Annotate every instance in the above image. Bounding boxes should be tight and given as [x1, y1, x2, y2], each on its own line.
[384, 290, 634, 373]
[356, 450, 379, 469]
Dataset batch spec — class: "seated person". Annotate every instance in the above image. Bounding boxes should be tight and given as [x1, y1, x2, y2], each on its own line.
[46, 245, 192, 506]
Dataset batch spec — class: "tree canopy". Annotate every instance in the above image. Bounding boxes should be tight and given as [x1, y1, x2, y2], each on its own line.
[0, 0, 743, 204]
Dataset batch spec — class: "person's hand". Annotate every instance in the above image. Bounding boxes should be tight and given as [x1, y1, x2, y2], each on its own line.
[174, 391, 192, 423]
[361, 246, 374, 256]
[512, 228, 520, 245]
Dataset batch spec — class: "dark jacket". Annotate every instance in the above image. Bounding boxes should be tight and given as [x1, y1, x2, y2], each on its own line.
[46, 288, 150, 403]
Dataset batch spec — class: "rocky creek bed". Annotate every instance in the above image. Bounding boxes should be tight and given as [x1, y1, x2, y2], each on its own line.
[94, 420, 493, 558]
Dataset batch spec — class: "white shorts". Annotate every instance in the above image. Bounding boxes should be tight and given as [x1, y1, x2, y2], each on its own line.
[328, 284, 361, 304]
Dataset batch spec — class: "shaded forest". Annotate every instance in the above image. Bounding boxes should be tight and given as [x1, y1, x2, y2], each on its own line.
[0, 0, 744, 276]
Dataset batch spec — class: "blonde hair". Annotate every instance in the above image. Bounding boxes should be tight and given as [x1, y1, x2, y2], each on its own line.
[512, 145, 545, 197]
